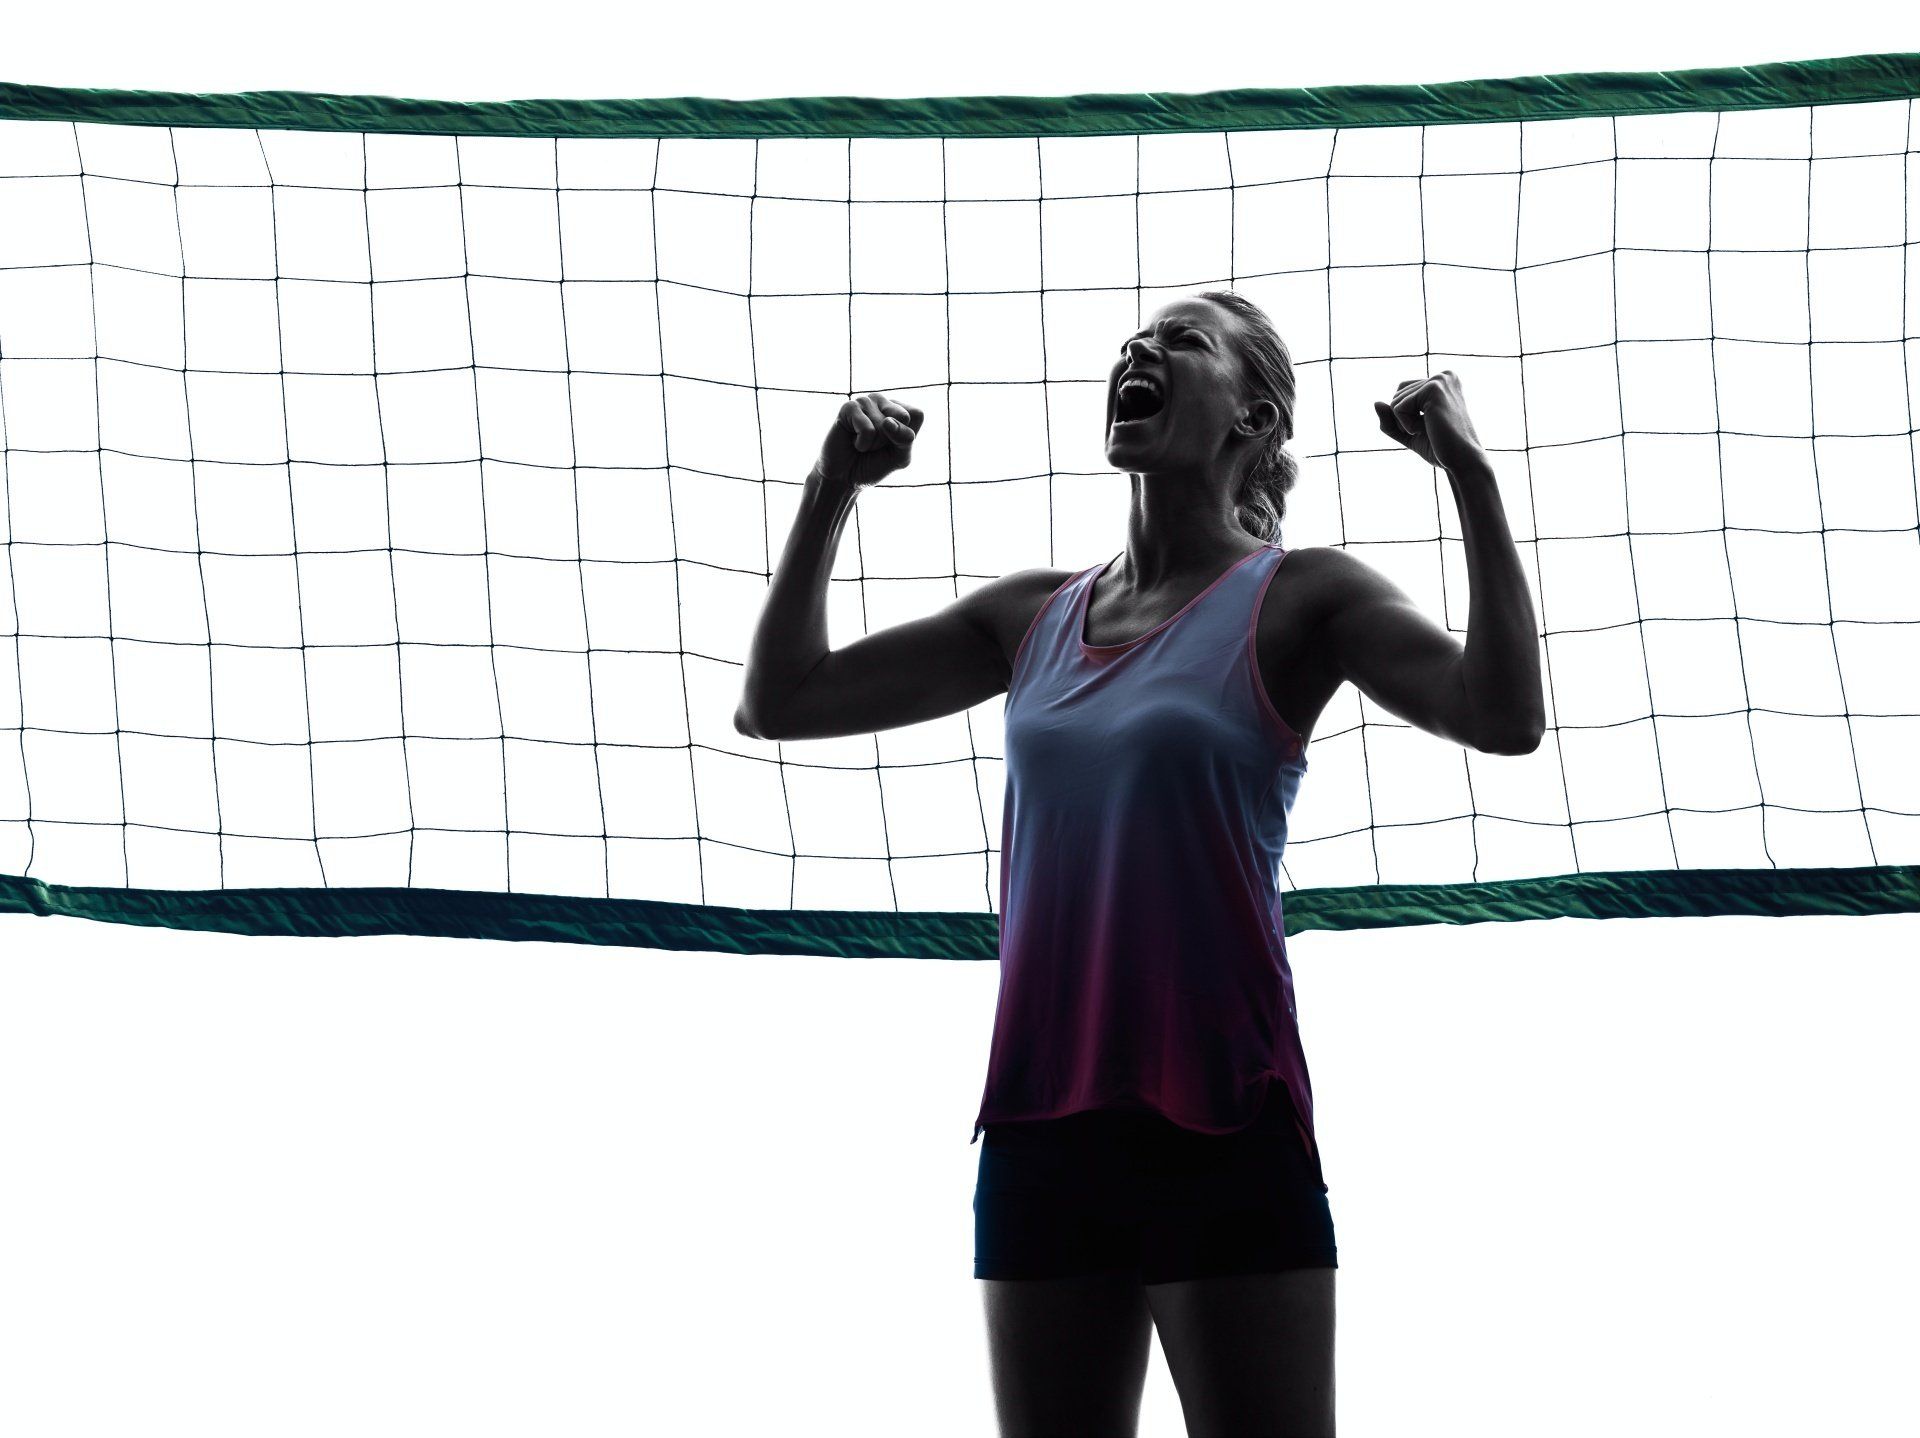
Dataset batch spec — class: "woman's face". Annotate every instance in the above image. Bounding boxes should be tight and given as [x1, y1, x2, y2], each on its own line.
[1103, 297, 1252, 475]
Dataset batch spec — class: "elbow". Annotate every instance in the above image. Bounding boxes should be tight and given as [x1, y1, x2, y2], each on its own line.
[734, 703, 769, 741]
[1479, 722, 1544, 756]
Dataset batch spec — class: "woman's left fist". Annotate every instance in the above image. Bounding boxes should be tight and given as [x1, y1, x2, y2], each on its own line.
[1375, 370, 1484, 474]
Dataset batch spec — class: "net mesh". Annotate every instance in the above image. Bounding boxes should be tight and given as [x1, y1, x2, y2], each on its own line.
[0, 96, 1916, 931]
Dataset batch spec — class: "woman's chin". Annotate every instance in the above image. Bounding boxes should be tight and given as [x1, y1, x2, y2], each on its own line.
[1105, 427, 1153, 465]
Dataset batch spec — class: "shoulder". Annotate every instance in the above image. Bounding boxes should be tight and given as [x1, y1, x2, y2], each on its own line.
[1258, 546, 1404, 667]
[962, 566, 1083, 681]
[1277, 544, 1397, 610]
[1273, 547, 1435, 676]
[1268, 544, 1373, 617]
[1277, 543, 1357, 579]
[964, 565, 1081, 626]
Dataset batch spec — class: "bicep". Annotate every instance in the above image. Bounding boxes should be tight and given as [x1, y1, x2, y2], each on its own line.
[746, 579, 1012, 743]
[1321, 553, 1477, 749]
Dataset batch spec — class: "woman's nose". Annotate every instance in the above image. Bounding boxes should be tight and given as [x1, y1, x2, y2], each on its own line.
[1123, 335, 1161, 366]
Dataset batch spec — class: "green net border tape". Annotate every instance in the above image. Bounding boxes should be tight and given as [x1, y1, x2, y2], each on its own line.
[2, 52, 1918, 139]
[4, 51, 1919, 947]
[2, 865, 1915, 955]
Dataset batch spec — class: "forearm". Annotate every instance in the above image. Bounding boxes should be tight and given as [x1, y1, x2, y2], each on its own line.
[1448, 453, 1546, 751]
[735, 467, 859, 732]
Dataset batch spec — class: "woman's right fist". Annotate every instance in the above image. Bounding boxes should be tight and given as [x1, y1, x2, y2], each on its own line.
[815, 393, 925, 490]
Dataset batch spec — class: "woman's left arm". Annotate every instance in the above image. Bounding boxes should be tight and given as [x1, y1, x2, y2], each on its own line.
[1322, 370, 1547, 756]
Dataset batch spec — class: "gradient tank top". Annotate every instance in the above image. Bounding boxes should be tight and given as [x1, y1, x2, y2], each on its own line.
[971, 543, 1320, 1178]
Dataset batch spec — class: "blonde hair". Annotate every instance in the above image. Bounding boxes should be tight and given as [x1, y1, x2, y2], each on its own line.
[1197, 290, 1300, 544]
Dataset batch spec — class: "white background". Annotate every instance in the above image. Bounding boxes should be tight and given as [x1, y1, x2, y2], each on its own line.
[3, 6, 1918, 1436]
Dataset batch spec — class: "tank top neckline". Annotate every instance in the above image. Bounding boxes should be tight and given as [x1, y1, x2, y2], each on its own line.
[1078, 544, 1275, 654]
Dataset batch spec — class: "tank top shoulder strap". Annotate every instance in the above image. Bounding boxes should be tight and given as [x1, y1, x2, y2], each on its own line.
[1008, 561, 1102, 691]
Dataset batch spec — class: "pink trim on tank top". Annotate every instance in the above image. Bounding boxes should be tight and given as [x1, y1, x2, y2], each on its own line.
[1070, 544, 1311, 762]
[1079, 546, 1269, 654]
[1244, 548, 1310, 759]
[1007, 566, 1093, 690]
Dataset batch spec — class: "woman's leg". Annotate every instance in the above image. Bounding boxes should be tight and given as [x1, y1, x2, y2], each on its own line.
[1144, 1267, 1336, 1438]
[981, 1269, 1155, 1437]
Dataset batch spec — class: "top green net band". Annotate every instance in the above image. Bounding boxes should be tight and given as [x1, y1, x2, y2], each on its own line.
[4, 52, 1920, 139]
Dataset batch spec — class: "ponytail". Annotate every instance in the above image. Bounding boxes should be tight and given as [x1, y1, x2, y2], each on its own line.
[1197, 289, 1300, 544]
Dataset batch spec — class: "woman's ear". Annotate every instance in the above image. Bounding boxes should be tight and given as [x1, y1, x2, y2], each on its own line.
[1236, 397, 1281, 442]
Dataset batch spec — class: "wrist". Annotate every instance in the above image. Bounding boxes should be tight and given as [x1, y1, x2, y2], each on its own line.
[1444, 451, 1496, 486]
[805, 463, 859, 507]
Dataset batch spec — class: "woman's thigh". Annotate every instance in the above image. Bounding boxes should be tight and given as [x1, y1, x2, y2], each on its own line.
[974, 1091, 1336, 1433]
[1145, 1266, 1336, 1438]
[981, 1269, 1154, 1438]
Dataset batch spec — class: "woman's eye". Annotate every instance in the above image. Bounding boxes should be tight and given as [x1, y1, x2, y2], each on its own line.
[1120, 331, 1199, 355]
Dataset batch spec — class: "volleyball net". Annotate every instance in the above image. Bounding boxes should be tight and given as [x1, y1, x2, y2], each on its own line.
[1, 54, 1917, 957]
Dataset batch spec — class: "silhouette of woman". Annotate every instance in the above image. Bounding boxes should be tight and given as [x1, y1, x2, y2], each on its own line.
[736, 290, 1545, 1436]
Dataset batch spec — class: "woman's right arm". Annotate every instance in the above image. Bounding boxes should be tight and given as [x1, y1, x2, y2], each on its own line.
[733, 393, 1015, 744]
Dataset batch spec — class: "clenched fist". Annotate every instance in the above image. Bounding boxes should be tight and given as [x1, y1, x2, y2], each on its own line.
[815, 393, 926, 491]
[1374, 370, 1486, 475]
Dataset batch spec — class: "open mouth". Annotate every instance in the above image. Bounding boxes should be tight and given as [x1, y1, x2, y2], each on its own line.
[1112, 372, 1166, 427]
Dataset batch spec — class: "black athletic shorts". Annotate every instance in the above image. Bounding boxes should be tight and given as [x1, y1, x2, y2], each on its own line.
[973, 1081, 1337, 1283]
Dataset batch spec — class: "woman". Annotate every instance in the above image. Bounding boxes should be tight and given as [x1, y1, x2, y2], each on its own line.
[734, 291, 1545, 1437]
